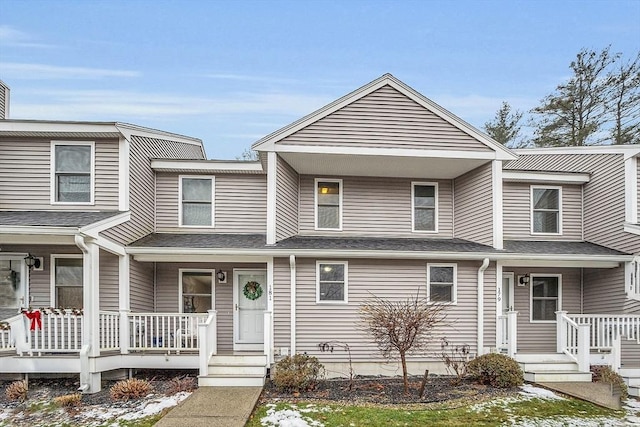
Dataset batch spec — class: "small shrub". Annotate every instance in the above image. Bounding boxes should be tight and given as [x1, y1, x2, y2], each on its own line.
[467, 353, 524, 388]
[440, 338, 471, 385]
[272, 354, 325, 392]
[109, 378, 153, 401]
[5, 379, 28, 402]
[592, 365, 628, 400]
[53, 393, 82, 408]
[166, 376, 197, 395]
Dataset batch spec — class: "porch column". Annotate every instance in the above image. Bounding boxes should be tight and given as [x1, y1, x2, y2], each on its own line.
[556, 310, 568, 353]
[118, 254, 130, 354]
[76, 235, 101, 393]
[507, 310, 518, 358]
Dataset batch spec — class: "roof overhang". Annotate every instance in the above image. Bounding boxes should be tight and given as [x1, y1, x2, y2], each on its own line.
[503, 170, 591, 185]
[0, 226, 77, 245]
[515, 145, 640, 161]
[151, 159, 265, 174]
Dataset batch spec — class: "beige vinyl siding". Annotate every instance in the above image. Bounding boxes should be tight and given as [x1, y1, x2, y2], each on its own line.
[503, 182, 583, 240]
[0, 138, 120, 210]
[276, 156, 299, 241]
[506, 153, 640, 254]
[278, 85, 492, 152]
[278, 258, 486, 363]
[101, 136, 204, 245]
[0, 81, 8, 119]
[298, 175, 453, 237]
[155, 173, 267, 233]
[99, 250, 119, 311]
[508, 267, 581, 353]
[273, 258, 291, 351]
[129, 258, 154, 312]
[454, 163, 493, 246]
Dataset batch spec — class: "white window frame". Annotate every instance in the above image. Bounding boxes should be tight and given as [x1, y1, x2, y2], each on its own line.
[179, 175, 215, 228]
[529, 273, 562, 323]
[531, 185, 562, 235]
[314, 178, 343, 231]
[50, 254, 83, 308]
[412, 182, 439, 233]
[426, 263, 457, 304]
[50, 141, 95, 205]
[316, 261, 348, 304]
[178, 269, 215, 313]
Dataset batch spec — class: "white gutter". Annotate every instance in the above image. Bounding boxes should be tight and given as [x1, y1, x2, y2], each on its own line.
[0, 226, 76, 235]
[477, 258, 490, 356]
[290, 255, 296, 355]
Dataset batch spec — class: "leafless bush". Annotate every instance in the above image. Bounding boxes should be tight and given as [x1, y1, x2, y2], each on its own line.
[359, 290, 447, 394]
[166, 376, 197, 395]
[109, 378, 153, 401]
[53, 393, 82, 408]
[5, 380, 28, 402]
[440, 337, 471, 384]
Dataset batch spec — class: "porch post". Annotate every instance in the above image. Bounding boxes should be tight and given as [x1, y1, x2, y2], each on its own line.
[556, 310, 567, 353]
[118, 254, 130, 354]
[507, 310, 518, 358]
[577, 324, 590, 372]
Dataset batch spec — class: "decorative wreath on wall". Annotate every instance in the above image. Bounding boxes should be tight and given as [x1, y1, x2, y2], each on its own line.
[243, 281, 263, 300]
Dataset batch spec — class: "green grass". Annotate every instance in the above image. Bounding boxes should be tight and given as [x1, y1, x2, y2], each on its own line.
[247, 397, 625, 426]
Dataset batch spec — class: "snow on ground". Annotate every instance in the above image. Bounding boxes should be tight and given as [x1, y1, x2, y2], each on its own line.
[518, 384, 566, 400]
[261, 403, 328, 427]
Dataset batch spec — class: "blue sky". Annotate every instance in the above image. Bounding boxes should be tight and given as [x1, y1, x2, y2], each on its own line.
[1, 0, 639, 159]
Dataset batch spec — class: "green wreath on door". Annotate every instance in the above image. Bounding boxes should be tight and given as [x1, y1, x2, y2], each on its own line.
[243, 281, 263, 300]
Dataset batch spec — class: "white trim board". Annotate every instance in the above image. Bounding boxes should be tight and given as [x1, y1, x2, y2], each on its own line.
[503, 170, 591, 184]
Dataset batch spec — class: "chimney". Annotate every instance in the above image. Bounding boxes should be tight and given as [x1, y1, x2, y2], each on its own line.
[0, 80, 10, 120]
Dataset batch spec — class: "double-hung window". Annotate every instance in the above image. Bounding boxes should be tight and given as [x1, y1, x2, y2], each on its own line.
[427, 264, 456, 303]
[412, 183, 437, 232]
[180, 176, 214, 227]
[180, 270, 213, 313]
[316, 261, 348, 303]
[315, 179, 342, 230]
[52, 142, 94, 204]
[530, 275, 561, 322]
[531, 186, 561, 234]
[52, 256, 83, 308]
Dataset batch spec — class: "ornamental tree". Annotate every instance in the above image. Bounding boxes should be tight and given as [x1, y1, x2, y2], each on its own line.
[359, 291, 447, 394]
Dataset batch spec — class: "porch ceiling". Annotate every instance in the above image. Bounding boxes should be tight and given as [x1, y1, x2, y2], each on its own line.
[279, 152, 490, 179]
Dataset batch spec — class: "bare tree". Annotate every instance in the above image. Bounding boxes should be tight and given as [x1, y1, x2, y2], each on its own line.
[483, 101, 525, 148]
[235, 148, 259, 161]
[608, 52, 640, 144]
[359, 291, 447, 394]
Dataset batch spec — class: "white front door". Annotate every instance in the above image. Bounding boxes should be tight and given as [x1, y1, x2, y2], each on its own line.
[501, 272, 514, 314]
[233, 269, 267, 350]
[0, 257, 27, 310]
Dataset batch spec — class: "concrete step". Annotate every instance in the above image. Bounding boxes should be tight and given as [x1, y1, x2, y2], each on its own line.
[624, 377, 640, 387]
[209, 354, 267, 366]
[198, 374, 265, 387]
[629, 386, 639, 397]
[516, 353, 575, 364]
[619, 368, 640, 377]
[519, 362, 579, 372]
[524, 371, 592, 383]
[207, 364, 266, 376]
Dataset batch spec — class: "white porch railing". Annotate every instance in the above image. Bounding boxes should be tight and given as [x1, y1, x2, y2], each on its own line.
[569, 314, 640, 348]
[496, 311, 517, 357]
[99, 311, 120, 351]
[128, 313, 207, 351]
[28, 310, 83, 355]
[0, 324, 14, 351]
[497, 315, 508, 349]
[556, 311, 589, 372]
[198, 310, 217, 377]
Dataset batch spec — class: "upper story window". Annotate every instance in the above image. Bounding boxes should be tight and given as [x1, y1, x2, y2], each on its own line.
[530, 275, 561, 322]
[316, 261, 348, 303]
[180, 176, 214, 227]
[427, 263, 457, 303]
[412, 182, 438, 232]
[531, 186, 562, 234]
[51, 142, 94, 204]
[315, 179, 342, 230]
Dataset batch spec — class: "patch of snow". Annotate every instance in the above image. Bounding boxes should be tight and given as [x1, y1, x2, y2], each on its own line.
[261, 404, 327, 427]
[118, 391, 190, 420]
[518, 384, 566, 400]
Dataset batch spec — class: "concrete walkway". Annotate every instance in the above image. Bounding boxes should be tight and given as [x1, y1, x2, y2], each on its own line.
[538, 382, 621, 410]
[155, 386, 263, 427]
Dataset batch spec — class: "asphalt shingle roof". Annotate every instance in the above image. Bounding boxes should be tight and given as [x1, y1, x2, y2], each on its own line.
[0, 211, 121, 227]
[503, 240, 628, 256]
[274, 236, 499, 252]
[131, 233, 267, 248]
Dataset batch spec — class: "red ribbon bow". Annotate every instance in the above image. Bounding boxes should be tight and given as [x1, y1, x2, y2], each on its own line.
[24, 310, 42, 331]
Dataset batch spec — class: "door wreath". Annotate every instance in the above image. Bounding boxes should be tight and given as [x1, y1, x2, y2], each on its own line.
[243, 281, 263, 300]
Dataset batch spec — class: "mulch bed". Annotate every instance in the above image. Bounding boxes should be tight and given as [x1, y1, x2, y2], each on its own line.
[260, 375, 519, 405]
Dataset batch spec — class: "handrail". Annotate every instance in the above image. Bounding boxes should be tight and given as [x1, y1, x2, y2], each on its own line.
[556, 311, 589, 372]
[569, 314, 640, 348]
[198, 310, 217, 377]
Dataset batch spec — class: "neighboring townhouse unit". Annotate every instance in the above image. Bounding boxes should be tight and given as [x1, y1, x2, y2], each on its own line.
[1, 75, 639, 395]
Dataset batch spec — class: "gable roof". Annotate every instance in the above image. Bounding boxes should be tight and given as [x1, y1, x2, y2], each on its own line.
[252, 74, 516, 161]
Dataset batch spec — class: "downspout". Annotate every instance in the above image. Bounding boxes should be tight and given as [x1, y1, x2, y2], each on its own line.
[477, 258, 490, 356]
[290, 255, 296, 355]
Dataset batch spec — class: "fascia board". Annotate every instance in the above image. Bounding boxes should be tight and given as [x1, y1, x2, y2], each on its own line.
[515, 146, 640, 160]
[275, 144, 498, 160]
[79, 211, 131, 235]
[115, 123, 202, 147]
[503, 170, 591, 184]
[0, 226, 77, 235]
[0, 120, 119, 134]
[150, 159, 264, 172]
[624, 223, 640, 235]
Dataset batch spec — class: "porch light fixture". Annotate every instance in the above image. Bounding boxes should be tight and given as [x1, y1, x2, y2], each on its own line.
[519, 274, 530, 285]
[24, 254, 41, 270]
[216, 270, 227, 283]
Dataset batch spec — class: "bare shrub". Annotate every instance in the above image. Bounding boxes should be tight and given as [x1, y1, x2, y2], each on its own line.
[166, 376, 197, 395]
[272, 354, 325, 393]
[359, 291, 447, 394]
[109, 378, 153, 401]
[5, 380, 28, 402]
[440, 338, 471, 384]
[319, 341, 354, 390]
[53, 393, 82, 408]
